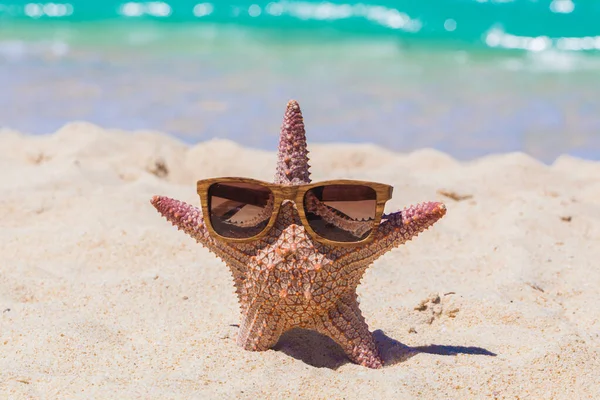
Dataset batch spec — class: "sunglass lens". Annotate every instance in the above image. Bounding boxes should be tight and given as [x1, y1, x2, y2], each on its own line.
[208, 182, 274, 238]
[303, 185, 377, 242]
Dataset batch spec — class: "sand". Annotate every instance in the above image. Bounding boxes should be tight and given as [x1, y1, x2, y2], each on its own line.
[1, 122, 599, 399]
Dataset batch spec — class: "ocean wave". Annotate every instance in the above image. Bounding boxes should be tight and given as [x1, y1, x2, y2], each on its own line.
[1, 0, 599, 53]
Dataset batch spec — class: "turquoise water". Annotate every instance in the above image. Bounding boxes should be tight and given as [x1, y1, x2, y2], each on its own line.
[1, 1, 599, 162]
[2, 1, 600, 49]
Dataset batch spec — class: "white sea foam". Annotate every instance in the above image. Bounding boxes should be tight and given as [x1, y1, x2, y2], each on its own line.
[485, 26, 600, 53]
[263, 1, 422, 32]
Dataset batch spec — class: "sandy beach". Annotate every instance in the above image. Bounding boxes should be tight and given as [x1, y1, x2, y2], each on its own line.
[1, 122, 599, 399]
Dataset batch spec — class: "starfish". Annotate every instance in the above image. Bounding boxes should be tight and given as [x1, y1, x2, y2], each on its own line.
[151, 100, 446, 368]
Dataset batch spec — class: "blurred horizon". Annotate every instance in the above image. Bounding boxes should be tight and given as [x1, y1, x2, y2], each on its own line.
[1, 0, 599, 162]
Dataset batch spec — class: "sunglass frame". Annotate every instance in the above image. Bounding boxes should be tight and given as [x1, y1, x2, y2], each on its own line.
[196, 177, 394, 247]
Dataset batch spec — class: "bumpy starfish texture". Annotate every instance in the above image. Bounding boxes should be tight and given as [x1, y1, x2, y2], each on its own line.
[151, 100, 446, 369]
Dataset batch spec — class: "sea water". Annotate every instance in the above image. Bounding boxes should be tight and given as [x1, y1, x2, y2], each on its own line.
[1, 0, 599, 162]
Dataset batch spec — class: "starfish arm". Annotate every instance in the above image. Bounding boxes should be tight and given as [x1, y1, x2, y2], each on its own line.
[274, 100, 311, 185]
[340, 201, 447, 283]
[315, 293, 383, 368]
[377, 201, 447, 251]
[237, 303, 285, 351]
[150, 196, 249, 279]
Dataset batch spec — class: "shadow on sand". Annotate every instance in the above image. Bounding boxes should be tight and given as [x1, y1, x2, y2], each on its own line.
[273, 328, 496, 370]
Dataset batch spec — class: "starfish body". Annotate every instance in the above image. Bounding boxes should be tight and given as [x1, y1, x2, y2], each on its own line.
[152, 100, 446, 368]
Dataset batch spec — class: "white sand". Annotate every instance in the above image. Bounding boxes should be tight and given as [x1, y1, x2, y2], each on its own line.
[1, 123, 599, 399]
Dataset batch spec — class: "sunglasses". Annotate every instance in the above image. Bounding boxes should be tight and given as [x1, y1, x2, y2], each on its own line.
[196, 177, 394, 246]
